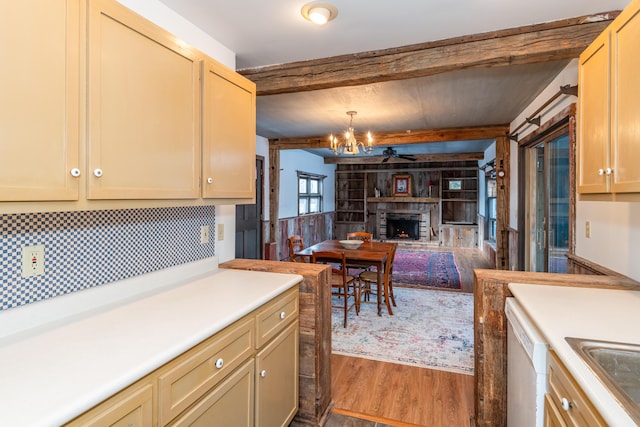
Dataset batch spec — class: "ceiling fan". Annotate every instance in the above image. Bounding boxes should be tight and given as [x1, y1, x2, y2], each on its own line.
[381, 147, 417, 163]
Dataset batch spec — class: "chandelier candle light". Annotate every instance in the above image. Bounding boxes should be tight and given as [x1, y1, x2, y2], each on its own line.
[330, 111, 373, 155]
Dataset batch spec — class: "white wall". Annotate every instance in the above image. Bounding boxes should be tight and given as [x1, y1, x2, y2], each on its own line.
[576, 202, 640, 279]
[509, 60, 580, 230]
[510, 59, 640, 280]
[279, 151, 336, 219]
[116, 0, 235, 68]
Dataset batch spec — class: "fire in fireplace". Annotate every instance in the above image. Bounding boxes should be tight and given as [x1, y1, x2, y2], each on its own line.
[386, 214, 420, 240]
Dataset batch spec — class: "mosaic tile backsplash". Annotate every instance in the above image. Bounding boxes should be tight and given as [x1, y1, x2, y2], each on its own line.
[0, 206, 216, 310]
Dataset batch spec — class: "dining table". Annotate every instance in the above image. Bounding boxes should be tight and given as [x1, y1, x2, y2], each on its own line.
[295, 239, 397, 316]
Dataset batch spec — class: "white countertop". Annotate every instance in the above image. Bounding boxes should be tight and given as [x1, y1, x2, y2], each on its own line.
[0, 257, 302, 427]
[509, 283, 640, 427]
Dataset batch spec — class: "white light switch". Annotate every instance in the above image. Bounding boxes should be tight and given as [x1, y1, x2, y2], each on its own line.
[217, 224, 225, 241]
[585, 221, 591, 238]
[21, 245, 45, 278]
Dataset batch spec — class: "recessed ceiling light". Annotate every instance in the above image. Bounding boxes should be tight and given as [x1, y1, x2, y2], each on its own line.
[301, 2, 338, 25]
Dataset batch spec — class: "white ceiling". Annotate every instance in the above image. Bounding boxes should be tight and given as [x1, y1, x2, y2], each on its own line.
[157, 0, 630, 157]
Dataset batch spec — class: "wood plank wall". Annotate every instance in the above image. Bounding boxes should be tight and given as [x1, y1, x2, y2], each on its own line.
[277, 212, 335, 261]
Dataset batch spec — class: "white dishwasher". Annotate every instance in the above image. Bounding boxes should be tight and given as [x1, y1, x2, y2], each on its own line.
[505, 297, 549, 427]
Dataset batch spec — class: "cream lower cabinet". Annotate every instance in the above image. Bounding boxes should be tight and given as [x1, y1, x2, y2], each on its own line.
[170, 359, 255, 427]
[0, 0, 80, 201]
[64, 286, 299, 427]
[256, 321, 299, 427]
[545, 352, 605, 427]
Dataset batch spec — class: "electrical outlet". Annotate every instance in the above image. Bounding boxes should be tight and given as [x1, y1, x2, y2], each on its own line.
[217, 223, 225, 241]
[200, 225, 210, 244]
[585, 220, 591, 238]
[21, 245, 45, 278]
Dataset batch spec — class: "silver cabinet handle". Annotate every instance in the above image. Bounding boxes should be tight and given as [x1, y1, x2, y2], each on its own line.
[215, 358, 224, 369]
[561, 397, 572, 411]
[70, 168, 81, 177]
[93, 168, 103, 177]
[597, 168, 605, 176]
[207, 177, 213, 184]
[260, 370, 267, 378]
[280, 311, 286, 320]
[605, 167, 613, 175]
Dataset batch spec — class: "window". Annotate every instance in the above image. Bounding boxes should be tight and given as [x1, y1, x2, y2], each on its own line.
[298, 171, 325, 215]
[486, 178, 497, 242]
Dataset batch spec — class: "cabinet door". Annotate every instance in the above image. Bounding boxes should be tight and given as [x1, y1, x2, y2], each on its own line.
[0, 0, 80, 201]
[610, 1, 640, 193]
[577, 30, 610, 194]
[86, 0, 201, 199]
[170, 359, 254, 427]
[255, 320, 299, 427]
[202, 59, 256, 200]
[64, 382, 153, 427]
[544, 394, 569, 427]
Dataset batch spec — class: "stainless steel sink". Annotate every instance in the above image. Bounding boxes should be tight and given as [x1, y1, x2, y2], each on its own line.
[566, 337, 640, 424]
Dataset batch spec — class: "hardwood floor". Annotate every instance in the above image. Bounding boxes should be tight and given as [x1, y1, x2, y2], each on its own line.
[330, 247, 492, 426]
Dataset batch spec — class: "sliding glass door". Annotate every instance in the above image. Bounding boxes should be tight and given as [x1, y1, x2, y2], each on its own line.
[524, 131, 569, 273]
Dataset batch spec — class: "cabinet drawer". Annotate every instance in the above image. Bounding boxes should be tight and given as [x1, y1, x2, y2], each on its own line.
[158, 316, 254, 426]
[64, 380, 153, 427]
[547, 352, 606, 426]
[256, 287, 299, 348]
[169, 359, 254, 427]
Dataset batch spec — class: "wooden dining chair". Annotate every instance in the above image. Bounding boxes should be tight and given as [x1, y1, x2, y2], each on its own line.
[359, 243, 397, 311]
[345, 231, 373, 275]
[287, 235, 307, 262]
[346, 231, 372, 241]
[312, 250, 359, 327]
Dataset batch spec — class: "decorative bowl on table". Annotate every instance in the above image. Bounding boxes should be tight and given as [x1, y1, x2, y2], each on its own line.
[339, 240, 363, 250]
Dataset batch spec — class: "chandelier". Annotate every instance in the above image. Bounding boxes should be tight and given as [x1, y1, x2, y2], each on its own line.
[330, 111, 373, 155]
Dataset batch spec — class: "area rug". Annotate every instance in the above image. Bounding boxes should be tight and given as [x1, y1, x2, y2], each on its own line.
[332, 287, 474, 375]
[392, 249, 462, 289]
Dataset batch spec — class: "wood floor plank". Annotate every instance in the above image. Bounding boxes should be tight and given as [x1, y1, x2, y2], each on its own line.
[332, 355, 474, 426]
[331, 248, 490, 426]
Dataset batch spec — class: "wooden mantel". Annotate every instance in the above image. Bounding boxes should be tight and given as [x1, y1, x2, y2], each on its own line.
[368, 197, 438, 203]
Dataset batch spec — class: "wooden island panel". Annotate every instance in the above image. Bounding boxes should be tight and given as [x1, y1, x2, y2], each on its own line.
[473, 269, 640, 427]
[220, 259, 332, 427]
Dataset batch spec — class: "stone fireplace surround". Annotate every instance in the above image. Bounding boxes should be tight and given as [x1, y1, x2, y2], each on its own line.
[378, 210, 431, 242]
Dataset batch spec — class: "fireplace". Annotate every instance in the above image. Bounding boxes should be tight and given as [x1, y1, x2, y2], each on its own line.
[378, 211, 431, 242]
[386, 214, 420, 240]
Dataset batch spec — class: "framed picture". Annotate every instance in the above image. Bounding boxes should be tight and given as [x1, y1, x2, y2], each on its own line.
[448, 179, 462, 190]
[392, 174, 411, 196]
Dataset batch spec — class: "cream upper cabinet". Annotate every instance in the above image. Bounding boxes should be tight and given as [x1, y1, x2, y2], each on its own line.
[610, 1, 640, 193]
[578, 0, 640, 194]
[202, 59, 256, 201]
[86, 0, 201, 200]
[577, 30, 610, 194]
[0, 0, 80, 201]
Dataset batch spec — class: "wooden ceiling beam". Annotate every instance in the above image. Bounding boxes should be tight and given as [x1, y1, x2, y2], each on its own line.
[324, 152, 485, 165]
[239, 12, 619, 96]
[269, 124, 509, 150]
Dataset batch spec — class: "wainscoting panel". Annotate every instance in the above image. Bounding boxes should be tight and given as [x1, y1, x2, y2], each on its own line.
[277, 212, 334, 261]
